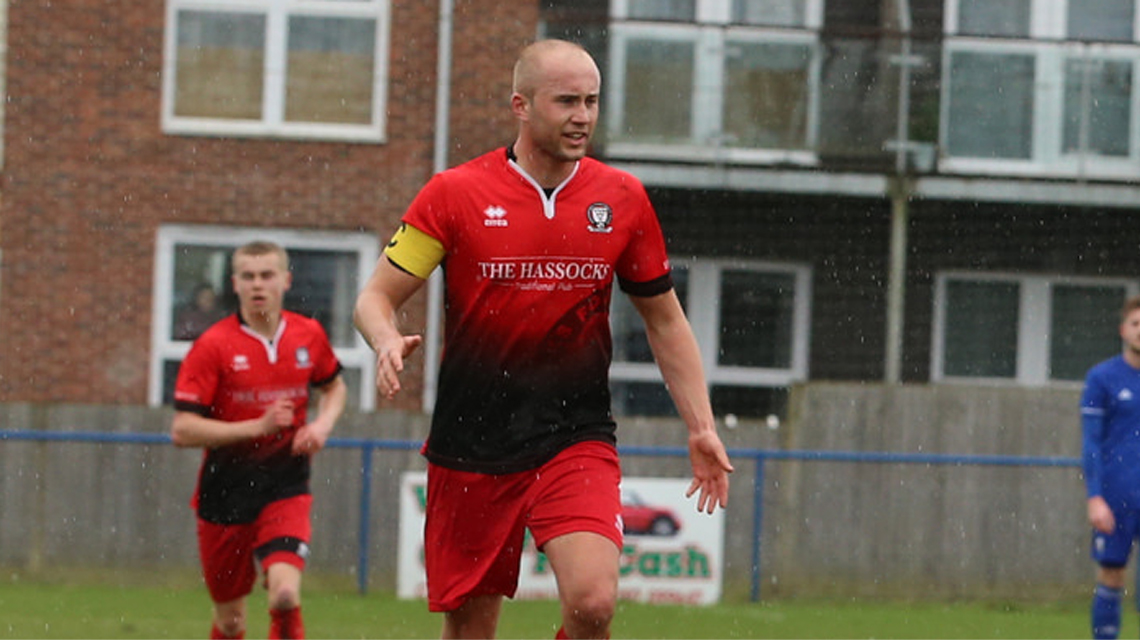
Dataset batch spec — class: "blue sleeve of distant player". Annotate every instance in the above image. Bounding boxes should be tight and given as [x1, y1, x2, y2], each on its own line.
[1082, 410, 1106, 499]
[1081, 374, 1107, 499]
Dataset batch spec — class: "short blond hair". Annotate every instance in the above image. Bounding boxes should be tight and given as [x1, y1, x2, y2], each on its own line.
[1122, 295, 1140, 323]
[232, 241, 289, 272]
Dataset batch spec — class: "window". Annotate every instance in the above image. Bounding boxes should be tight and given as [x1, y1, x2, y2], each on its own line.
[733, 0, 807, 27]
[606, 0, 822, 165]
[150, 225, 379, 409]
[956, 0, 1030, 37]
[945, 47, 1035, 161]
[1063, 57, 1133, 158]
[162, 0, 390, 142]
[626, 0, 695, 20]
[1069, 0, 1136, 42]
[610, 259, 811, 418]
[931, 272, 1137, 384]
[942, 0, 1140, 179]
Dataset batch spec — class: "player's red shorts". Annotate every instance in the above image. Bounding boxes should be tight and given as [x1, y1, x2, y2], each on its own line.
[423, 440, 623, 612]
[196, 493, 313, 604]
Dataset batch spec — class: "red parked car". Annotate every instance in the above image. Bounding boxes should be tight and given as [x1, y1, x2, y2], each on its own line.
[621, 490, 681, 536]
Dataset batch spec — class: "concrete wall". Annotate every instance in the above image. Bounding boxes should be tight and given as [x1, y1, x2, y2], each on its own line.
[0, 383, 1093, 600]
[766, 382, 1088, 600]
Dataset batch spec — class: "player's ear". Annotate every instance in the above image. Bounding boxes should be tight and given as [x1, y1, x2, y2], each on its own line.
[283, 270, 293, 291]
[510, 92, 529, 121]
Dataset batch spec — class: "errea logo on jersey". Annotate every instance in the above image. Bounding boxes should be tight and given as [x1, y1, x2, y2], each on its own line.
[1119, 388, 1134, 402]
[484, 205, 508, 227]
[231, 354, 250, 372]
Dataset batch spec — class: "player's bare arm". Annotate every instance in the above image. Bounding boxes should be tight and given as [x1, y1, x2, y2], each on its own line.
[354, 256, 427, 399]
[171, 397, 295, 448]
[629, 290, 734, 513]
[292, 375, 348, 455]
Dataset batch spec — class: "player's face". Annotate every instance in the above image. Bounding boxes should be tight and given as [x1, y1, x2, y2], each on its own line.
[232, 252, 291, 317]
[1121, 308, 1140, 353]
[522, 54, 600, 164]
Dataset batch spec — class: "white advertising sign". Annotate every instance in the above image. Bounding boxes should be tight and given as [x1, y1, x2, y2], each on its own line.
[396, 472, 725, 605]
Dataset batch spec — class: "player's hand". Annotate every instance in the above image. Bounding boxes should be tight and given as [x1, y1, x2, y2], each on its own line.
[1088, 495, 1116, 534]
[375, 334, 424, 399]
[258, 398, 295, 436]
[685, 430, 734, 514]
[292, 420, 332, 456]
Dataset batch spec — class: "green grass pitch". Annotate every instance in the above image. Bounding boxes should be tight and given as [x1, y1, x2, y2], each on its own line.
[0, 573, 1109, 639]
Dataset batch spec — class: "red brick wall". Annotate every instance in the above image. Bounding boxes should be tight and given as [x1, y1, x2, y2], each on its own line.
[0, 0, 538, 406]
[448, 0, 541, 164]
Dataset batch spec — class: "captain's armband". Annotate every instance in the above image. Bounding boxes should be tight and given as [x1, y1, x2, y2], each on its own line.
[384, 223, 445, 279]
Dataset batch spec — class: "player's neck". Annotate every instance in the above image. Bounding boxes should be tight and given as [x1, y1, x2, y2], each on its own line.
[243, 309, 282, 340]
[1123, 346, 1140, 370]
[510, 139, 576, 189]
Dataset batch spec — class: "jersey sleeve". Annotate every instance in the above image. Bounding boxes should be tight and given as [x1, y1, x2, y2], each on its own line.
[308, 320, 344, 388]
[1081, 370, 1109, 499]
[172, 338, 220, 416]
[615, 179, 673, 297]
[385, 172, 453, 278]
[384, 222, 446, 280]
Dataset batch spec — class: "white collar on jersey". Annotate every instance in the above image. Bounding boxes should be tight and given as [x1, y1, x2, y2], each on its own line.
[239, 314, 288, 364]
[506, 146, 580, 220]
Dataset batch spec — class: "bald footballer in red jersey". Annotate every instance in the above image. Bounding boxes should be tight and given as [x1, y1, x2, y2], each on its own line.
[396, 145, 672, 474]
[355, 39, 733, 639]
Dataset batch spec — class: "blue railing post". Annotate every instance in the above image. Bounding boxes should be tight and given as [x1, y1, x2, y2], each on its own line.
[751, 454, 765, 603]
[357, 442, 374, 595]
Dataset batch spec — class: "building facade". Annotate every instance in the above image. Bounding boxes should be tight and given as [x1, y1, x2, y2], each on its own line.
[552, 0, 1140, 420]
[0, 0, 536, 412]
[3, 0, 1140, 423]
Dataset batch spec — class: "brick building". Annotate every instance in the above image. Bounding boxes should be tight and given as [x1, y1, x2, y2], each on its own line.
[6, 0, 1140, 424]
[0, 0, 538, 412]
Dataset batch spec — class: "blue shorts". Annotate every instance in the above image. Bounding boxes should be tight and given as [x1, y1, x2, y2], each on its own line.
[1092, 504, 1140, 568]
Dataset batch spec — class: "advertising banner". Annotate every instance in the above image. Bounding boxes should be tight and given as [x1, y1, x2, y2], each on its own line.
[396, 472, 725, 605]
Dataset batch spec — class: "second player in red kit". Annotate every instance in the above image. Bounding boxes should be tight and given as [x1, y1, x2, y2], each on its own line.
[173, 241, 346, 640]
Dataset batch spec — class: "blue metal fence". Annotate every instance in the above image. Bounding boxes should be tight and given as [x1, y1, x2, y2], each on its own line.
[0, 429, 1080, 601]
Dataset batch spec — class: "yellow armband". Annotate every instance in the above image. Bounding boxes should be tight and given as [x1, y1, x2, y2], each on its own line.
[384, 223, 445, 279]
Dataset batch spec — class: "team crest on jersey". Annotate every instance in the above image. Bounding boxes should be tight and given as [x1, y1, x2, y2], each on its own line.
[296, 346, 312, 369]
[484, 205, 508, 227]
[586, 202, 613, 233]
[1119, 388, 1133, 401]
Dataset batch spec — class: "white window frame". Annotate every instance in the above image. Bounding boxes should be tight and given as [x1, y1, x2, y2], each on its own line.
[611, 258, 812, 389]
[931, 271, 1138, 386]
[149, 224, 379, 409]
[612, 0, 823, 26]
[945, 0, 1140, 41]
[941, 0, 1140, 179]
[606, 0, 822, 166]
[161, 0, 391, 143]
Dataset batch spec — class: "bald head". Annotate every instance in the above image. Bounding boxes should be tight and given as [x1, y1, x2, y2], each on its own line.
[512, 39, 599, 100]
[509, 39, 600, 184]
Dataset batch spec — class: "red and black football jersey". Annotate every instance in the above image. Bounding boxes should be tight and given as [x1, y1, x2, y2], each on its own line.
[174, 312, 342, 524]
[399, 147, 673, 474]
